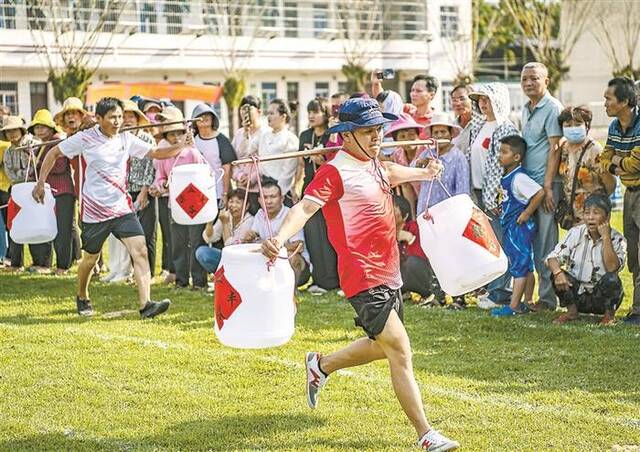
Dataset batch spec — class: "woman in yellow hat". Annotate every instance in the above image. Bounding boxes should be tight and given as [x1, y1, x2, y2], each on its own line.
[30, 109, 75, 275]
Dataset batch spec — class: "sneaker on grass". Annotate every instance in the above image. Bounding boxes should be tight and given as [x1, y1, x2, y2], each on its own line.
[76, 296, 94, 316]
[417, 429, 459, 451]
[139, 299, 171, 319]
[305, 352, 328, 409]
[307, 285, 328, 296]
[491, 304, 529, 317]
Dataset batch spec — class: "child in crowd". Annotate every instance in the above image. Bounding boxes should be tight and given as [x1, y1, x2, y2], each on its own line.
[492, 135, 544, 317]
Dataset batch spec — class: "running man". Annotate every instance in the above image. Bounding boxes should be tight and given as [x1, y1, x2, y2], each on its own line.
[33, 97, 193, 319]
[261, 98, 459, 451]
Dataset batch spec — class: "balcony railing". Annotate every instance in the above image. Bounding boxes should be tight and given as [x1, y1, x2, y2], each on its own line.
[0, 0, 435, 41]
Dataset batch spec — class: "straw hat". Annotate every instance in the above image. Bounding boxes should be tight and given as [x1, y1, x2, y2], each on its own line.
[157, 106, 186, 134]
[28, 109, 63, 135]
[0, 116, 27, 141]
[384, 112, 425, 137]
[423, 112, 462, 139]
[122, 100, 150, 126]
[54, 97, 89, 126]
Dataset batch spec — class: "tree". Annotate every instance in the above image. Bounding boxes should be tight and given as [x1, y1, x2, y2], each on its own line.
[202, 0, 269, 138]
[29, 0, 129, 103]
[334, 0, 387, 93]
[503, 0, 595, 94]
[590, 0, 640, 79]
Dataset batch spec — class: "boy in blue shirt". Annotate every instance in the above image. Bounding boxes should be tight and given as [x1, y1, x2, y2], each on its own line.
[492, 135, 545, 317]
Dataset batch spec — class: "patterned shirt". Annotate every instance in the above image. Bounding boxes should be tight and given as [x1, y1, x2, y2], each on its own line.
[415, 146, 470, 213]
[558, 138, 608, 224]
[546, 224, 626, 294]
[3, 135, 41, 184]
[127, 130, 156, 193]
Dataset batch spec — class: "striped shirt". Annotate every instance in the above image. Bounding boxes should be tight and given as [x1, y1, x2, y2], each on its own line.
[601, 108, 640, 188]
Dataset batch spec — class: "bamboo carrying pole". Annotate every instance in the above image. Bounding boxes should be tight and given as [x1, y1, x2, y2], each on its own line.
[230, 139, 450, 166]
[12, 118, 202, 151]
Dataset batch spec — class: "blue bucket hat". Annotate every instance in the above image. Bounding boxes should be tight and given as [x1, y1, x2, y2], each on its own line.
[327, 97, 398, 134]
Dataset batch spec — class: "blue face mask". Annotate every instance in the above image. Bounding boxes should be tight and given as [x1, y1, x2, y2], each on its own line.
[563, 125, 586, 144]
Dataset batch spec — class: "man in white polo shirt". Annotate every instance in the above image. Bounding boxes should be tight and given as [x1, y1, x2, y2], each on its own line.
[33, 97, 193, 319]
[260, 98, 458, 451]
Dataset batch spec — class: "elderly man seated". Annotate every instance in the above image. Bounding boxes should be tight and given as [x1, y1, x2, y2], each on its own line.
[243, 177, 311, 287]
[546, 193, 627, 325]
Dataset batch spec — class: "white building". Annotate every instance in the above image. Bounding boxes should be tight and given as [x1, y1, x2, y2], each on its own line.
[0, 0, 471, 134]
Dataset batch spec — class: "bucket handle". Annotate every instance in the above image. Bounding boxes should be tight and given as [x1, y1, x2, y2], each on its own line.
[418, 139, 450, 223]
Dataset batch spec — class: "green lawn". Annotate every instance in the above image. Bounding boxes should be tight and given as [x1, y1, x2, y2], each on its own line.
[1, 212, 639, 451]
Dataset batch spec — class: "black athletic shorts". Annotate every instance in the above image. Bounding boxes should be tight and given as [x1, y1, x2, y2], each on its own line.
[348, 285, 404, 339]
[81, 213, 144, 255]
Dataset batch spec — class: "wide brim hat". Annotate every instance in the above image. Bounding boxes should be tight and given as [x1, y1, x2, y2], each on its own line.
[53, 97, 88, 126]
[0, 116, 27, 141]
[28, 109, 63, 135]
[158, 106, 186, 134]
[423, 113, 462, 139]
[384, 112, 425, 137]
[327, 97, 398, 134]
[468, 86, 492, 103]
[191, 103, 219, 130]
[122, 100, 150, 126]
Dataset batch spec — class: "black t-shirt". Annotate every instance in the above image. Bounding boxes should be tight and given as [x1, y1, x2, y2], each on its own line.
[299, 127, 330, 190]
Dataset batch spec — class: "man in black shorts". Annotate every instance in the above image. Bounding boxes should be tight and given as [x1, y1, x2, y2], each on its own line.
[33, 97, 193, 318]
[261, 98, 459, 450]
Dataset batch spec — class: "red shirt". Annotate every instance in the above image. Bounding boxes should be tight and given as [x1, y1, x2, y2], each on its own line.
[401, 220, 427, 260]
[409, 106, 435, 140]
[303, 150, 402, 298]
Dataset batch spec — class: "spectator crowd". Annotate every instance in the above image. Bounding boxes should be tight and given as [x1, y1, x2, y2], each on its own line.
[0, 61, 639, 326]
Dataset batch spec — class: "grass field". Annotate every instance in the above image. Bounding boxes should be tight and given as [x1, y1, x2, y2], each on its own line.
[1, 213, 639, 451]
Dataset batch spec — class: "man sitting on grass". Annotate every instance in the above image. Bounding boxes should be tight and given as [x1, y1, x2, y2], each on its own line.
[546, 193, 627, 325]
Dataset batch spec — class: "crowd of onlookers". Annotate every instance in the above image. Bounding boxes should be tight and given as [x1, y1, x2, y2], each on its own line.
[1, 61, 639, 326]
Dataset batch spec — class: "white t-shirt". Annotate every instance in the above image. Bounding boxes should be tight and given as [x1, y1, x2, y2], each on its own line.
[511, 172, 542, 204]
[59, 125, 153, 223]
[255, 129, 299, 194]
[251, 205, 309, 263]
[470, 120, 497, 189]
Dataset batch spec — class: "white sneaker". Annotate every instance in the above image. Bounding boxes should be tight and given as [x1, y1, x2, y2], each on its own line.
[417, 429, 459, 451]
[100, 273, 116, 283]
[477, 294, 500, 310]
[305, 352, 329, 409]
[308, 285, 328, 296]
[337, 289, 345, 297]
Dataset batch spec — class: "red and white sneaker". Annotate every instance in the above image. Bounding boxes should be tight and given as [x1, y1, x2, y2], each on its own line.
[305, 352, 329, 409]
[417, 429, 459, 451]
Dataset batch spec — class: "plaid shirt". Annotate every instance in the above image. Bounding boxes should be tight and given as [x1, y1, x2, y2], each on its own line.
[127, 130, 156, 193]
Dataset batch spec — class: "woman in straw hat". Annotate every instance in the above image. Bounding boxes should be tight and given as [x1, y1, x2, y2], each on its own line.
[30, 109, 75, 275]
[1, 116, 50, 272]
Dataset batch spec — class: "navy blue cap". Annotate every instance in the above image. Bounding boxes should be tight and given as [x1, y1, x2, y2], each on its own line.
[327, 97, 398, 134]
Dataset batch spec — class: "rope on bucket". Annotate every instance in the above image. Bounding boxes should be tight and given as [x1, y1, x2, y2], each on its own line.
[420, 138, 451, 223]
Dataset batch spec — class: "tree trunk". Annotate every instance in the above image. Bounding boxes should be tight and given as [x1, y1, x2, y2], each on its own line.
[223, 76, 246, 140]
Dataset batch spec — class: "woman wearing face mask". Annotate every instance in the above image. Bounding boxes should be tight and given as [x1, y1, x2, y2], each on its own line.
[557, 106, 616, 227]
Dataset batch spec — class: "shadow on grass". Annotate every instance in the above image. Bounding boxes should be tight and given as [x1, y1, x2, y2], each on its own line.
[0, 414, 332, 451]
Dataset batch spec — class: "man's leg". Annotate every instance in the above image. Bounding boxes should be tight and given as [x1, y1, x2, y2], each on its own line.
[319, 337, 386, 374]
[171, 221, 189, 287]
[623, 190, 640, 317]
[188, 224, 207, 288]
[533, 207, 560, 309]
[121, 235, 151, 309]
[78, 251, 100, 300]
[195, 246, 222, 274]
[138, 196, 157, 276]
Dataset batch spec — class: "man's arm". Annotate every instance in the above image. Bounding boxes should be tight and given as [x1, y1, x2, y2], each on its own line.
[516, 188, 544, 224]
[542, 136, 561, 212]
[382, 160, 442, 186]
[32, 146, 65, 203]
[611, 146, 640, 174]
[261, 199, 320, 259]
[598, 223, 622, 273]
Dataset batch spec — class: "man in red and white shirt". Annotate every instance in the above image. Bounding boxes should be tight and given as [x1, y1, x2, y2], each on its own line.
[33, 97, 194, 319]
[261, 98, 459, 451]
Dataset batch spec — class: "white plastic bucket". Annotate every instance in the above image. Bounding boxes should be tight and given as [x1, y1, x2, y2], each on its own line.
[417, 194, 508, 296]
[169, 163, 219, 225]
[214, 243, 295, 349]
[8, 182, 57, 244]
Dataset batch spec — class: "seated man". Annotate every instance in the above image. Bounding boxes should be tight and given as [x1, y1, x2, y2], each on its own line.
[546, 193, 627, 325]
[243, 177, 311, 287]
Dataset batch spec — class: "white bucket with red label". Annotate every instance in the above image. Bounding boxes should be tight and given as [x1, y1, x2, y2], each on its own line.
[213, 243, 295, 349]
[169, 163, 218, 225]
[8, 182, 57, 244]
[417, 194, 508, 296]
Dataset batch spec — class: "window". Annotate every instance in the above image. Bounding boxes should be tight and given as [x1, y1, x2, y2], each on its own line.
[261, 82, 277, 109]
[140, 2, 157, 33]
[164, 0, 189, 35]
[284, 1, 298, 38]
[440, 6, 459, 38]
[0, 82, 18, 115]
[441, 85, 452, 113]
[315, 82, 329, 99]
[257, 0, 278, 29]
[30, 82, 48, 113]
[313, 4, 328, 38]
[0, 1, 17, 29]
[287, 81, 299, 134]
